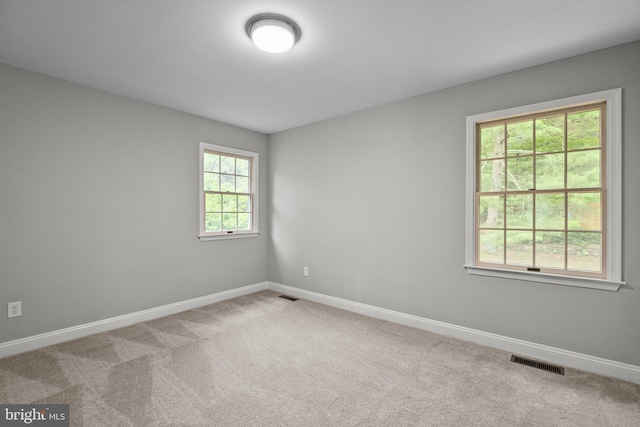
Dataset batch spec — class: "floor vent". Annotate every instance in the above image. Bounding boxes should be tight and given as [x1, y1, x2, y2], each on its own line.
[278, 295, 299, 301]
[511, 355, 565, 375]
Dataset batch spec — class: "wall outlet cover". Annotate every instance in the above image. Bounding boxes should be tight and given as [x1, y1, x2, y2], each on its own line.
[8, 302, 22, 318]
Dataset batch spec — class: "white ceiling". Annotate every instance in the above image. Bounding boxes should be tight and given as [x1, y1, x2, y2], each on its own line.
[1, 0, 639, 134]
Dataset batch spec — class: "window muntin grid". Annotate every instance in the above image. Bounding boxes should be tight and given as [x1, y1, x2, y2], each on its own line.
[203, 150, 253, 234]
[475, 102, 605, 278]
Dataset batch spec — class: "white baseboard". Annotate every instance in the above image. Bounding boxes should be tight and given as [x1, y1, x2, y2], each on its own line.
[267, 282, 640, 385]
[0, 282, 268, 359]
[3, 280, 638, 385]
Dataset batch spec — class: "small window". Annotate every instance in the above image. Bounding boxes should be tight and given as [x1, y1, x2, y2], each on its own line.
[198, 142, 259, 241]
[465, 89, 624, 291]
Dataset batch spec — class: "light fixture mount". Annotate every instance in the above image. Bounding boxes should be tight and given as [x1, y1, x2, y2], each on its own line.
[246, 13, 301, 53]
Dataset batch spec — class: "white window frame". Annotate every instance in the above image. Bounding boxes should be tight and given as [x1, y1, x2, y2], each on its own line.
[198, 142, 259, 241]
[464, 89, 624, 291]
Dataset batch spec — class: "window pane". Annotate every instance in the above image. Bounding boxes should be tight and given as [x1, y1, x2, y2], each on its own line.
[506, 194, 533, 229]
[567, 232, 601, 272]
[205, 193, 221, 212]
[536, 193, 565, 230]
[478, 230, 504, 264]
[535, 114, 564, 153]
[479, 159, 504, 192]
[237, 195, 251, 213]
[506, 230, 533, 266]
[201, 144, 258, 236]
[472, 99, 610, 279]
[506, 156, 533, 191]
[535, 231, 565, 269]
[568, 192, 601, 231]
[236, 176, 250, 193]
[535, 153, 565, 190]
[222, 194, 237, 212]
[204, 172, 220, 191]
[221, 174, 235, 192]
[567, 109, 600, 150]
[479, 195, 503, 228]
[567, 150, 600, 189]
[204, 152, 220, 172]
[205, 213, 222, 232]
[221, 156, 235, 174]
[507, 120, 533, 156]
[222, 213, 237, 230]
[238, 213, 251, 230]
[480, 125, 505, 159]
[236, 158, 250, 176]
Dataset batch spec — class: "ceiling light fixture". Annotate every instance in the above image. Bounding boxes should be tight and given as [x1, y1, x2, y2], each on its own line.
[246, 13, 301, 53]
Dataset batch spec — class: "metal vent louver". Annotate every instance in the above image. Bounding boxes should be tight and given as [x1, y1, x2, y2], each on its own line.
[511, 355, 565, 375]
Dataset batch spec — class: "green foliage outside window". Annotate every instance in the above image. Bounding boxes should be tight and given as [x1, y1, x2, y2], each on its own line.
[477, 104, 603, 274]
[203, 151, 252, 233]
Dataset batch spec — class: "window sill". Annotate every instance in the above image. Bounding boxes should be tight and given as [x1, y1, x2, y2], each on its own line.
[198, 231, 260, 242]
[464, 265, 624, 291]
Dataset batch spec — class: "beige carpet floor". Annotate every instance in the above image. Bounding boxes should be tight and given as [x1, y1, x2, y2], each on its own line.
[1, 290, 639, 426]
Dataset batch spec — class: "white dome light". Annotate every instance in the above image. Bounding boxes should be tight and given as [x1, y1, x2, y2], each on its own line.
[246, 14, 301, 54]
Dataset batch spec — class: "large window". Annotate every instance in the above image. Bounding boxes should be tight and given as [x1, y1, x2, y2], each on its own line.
[465, 89, 623, 290]
[198, 142, 259, 241]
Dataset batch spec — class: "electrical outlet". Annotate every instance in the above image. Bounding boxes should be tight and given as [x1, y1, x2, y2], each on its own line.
[303, 266, 309, 277]
[8, 301, 21, 318]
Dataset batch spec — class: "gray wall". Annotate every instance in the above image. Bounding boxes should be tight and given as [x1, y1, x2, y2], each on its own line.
[2, 41, 639, 368]
[269, 41, 640, 366]
[0, 63, 269, 343]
